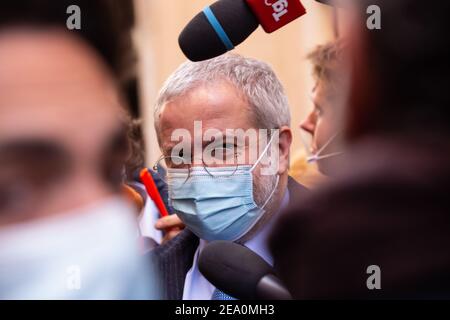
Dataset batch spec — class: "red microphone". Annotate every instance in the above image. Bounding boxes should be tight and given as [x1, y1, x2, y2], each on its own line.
[246, 0, 306, 33]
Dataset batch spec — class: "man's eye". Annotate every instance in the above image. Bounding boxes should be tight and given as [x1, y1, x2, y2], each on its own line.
[210, 145, 236, 161]
[224, 143, 236, 149]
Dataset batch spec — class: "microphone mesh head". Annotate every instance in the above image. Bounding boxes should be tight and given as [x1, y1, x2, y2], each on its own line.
[198, 241, 274, 299]
[178, 0, 259, 62]
[315, 0, 333, 4]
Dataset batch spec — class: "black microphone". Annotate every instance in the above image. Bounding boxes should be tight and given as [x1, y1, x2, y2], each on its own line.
[315, 0, 347, 7]
[179, 0, 258, 62]
[315, 0, 332, 4]
[198, 241, 292, 300]
[178, 0, 306, 62]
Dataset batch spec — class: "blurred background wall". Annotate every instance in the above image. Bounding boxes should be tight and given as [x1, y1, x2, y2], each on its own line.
[133, 0, 336, 166]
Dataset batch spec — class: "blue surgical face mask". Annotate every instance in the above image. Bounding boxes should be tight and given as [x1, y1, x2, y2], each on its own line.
[0, 197, 160, 299]
[167, 136, 279, 242]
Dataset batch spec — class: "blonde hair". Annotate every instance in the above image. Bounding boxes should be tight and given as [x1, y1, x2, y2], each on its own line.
[307, 39, 347, 94]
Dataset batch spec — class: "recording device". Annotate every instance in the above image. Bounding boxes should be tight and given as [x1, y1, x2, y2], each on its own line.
[198, 241, 292, 300]
[178, 0, 306, 61]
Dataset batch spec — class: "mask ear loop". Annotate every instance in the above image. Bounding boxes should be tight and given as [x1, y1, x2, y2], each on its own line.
[234, 173, 280, 243]
[307, 132, 344, 163]
[310, 152, 344, 162]
[250, 130, 281, 210]
[250, 130, 278, 172]
[233, 132, 281, 242]
[260, 174, 280, 210]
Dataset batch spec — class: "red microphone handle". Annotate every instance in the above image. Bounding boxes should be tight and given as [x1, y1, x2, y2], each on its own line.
[246, 0, 306, 33]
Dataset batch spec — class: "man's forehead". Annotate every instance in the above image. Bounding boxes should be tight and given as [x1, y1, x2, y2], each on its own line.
[159, 81, 253, 130]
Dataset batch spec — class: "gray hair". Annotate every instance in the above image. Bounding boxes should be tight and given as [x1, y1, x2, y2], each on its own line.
[154, 53, 291, 133]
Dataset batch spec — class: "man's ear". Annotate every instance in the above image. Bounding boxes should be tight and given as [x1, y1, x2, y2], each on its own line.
[277, 126, 292, 175]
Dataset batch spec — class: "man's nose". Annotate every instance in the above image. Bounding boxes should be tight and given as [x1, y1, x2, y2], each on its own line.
[300, 113, 316, 135]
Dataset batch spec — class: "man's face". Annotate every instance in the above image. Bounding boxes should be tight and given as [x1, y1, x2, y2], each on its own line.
[159, 80, 255, 165]
[300, 81, 342, 174]
[0, 29, 129, 226]
[158, 79, 289, 221]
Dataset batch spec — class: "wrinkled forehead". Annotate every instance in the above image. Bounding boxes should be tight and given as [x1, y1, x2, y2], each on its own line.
[0, 28, 125, 152]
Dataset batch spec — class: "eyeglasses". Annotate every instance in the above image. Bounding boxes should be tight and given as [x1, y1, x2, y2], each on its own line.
[153, 146, 242, 184]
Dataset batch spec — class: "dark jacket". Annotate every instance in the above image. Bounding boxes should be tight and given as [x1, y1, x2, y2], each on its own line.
[151, 177, 309, 300]
[270, 133, 450, 299]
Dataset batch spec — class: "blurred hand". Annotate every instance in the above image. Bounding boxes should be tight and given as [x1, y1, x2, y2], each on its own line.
[155, 214, 185, 244]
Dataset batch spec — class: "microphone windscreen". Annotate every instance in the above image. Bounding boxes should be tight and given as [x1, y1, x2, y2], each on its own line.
[198, 241, 274, 299]
[178, 0, 259, 62]
[315, 0, 343, 6]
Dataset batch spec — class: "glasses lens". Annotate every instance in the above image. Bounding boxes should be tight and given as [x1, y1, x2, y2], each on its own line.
[203, 146, 238, 177]
[154, 156, 189, 184]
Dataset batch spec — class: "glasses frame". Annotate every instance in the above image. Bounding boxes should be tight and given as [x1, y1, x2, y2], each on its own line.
[153, 147, 243, 184]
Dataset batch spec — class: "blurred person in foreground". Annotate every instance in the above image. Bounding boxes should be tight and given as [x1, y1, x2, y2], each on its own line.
[270, 0, 450, 299]
[0, 1, 158, 299]
[151, 54, 309, 300]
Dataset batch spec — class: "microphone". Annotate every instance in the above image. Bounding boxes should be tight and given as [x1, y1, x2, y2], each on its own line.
[198, 241, 292, 300]
[178, 0, 306, 62]
[315, 0, 347, 7]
